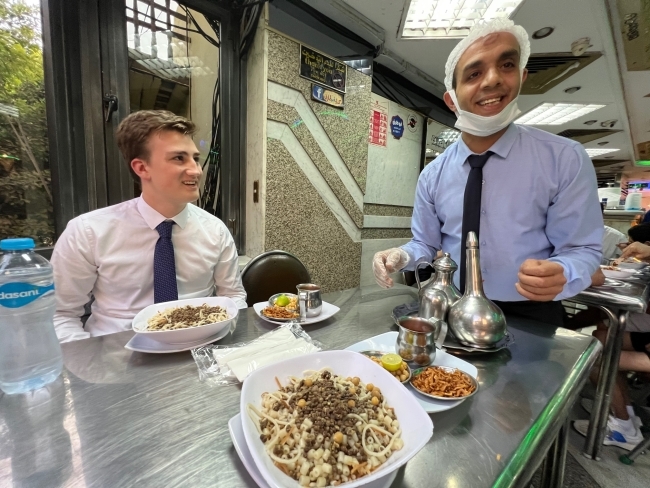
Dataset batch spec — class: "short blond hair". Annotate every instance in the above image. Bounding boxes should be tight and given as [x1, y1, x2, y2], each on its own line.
[116, 110, 197, 182]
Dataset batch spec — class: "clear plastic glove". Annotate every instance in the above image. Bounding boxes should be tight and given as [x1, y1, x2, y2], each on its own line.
[372, 248, 410, 288]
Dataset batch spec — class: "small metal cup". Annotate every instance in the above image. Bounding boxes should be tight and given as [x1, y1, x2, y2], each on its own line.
[395, 316, 447, 367]
[297, 283, 322, 321]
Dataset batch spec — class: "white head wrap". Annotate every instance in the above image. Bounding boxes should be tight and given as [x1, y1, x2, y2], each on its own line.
[444, 18, 531, 92]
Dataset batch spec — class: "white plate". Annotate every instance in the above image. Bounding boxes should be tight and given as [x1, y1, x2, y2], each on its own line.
[252, 301, 340, 325]
[124, 324, 231, 353]
[600, 267, 635, 280]
[229, 413, 397, 488]
[240, 350, 433, 488]
[346, 332, 478, 413]
[131, 296, 238, 344]
[618, 261, 646, 270]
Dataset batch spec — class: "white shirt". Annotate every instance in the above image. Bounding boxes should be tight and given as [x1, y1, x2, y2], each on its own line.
[51, 197, 247, 342]
[602, 225, 627, 261]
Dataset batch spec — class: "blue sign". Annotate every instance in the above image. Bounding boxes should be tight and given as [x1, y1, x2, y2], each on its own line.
[390, 115, 404, 139]
[0, 282, 54, 308]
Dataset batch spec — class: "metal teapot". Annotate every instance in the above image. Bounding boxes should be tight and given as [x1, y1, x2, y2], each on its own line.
[447, 232, 506, 348]
[415, 253, 462, 321]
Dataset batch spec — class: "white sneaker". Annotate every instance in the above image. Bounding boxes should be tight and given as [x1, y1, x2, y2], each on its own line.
[573, 417, 644, 451]
[579, 398, 643, 429]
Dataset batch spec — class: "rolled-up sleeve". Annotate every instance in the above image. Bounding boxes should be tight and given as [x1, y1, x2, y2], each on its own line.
[546, 144, 603, 300]
[401, 163, 442, 270]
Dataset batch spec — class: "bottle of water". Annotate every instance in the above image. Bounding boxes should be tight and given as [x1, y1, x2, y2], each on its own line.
[0, 238, 62, 395]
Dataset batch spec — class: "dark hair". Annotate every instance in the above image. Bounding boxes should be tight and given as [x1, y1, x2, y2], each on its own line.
[628, 223, 650, 243]
[116, 110, 197, 183]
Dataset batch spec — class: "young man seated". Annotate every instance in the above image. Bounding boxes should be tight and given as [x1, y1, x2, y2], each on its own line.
[52, 110, 246, 342]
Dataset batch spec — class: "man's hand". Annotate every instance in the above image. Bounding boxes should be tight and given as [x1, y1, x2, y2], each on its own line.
[515, 259, 567, 301]
[618, 241, 650, 263]
[372, 248, 410, 288]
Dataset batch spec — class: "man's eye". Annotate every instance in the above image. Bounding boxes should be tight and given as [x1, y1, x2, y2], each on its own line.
[503, 62, 515, 68]
[468, 72, 479, 80]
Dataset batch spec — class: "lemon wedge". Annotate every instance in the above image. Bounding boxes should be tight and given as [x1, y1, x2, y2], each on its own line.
[275, 294, 290, 307]
[381, 353, 402, 372]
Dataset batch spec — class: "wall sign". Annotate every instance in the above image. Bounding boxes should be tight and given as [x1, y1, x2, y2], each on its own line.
[300, 45, 347, 93]
[407, 114, 418, 133]
[368, 99, 388, 147]
[311, 84, 344, 108]
[390, 115, 404, 139]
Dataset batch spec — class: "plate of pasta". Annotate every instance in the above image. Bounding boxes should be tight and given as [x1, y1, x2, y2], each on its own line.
[240, 350, 433, 488]
[131, 296, 238, 344]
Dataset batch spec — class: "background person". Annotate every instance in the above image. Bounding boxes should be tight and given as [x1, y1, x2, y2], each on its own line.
[51, 110, 246, 343]
[372, 19, 602, 326]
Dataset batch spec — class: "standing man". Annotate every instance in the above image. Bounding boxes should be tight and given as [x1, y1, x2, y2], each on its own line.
[52, 110, 246, 342]
[373, 19, 602, 325]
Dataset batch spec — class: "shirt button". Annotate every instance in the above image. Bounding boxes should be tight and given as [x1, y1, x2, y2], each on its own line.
[481, 210, 486, 214]
[482, 179, 485, 184]
[481, 241, 486, 245]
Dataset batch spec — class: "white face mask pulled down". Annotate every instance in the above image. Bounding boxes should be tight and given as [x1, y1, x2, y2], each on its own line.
[449, 90, 521, 137]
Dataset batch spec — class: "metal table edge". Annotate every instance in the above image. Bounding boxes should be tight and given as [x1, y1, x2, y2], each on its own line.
[491, 337, 603, 488]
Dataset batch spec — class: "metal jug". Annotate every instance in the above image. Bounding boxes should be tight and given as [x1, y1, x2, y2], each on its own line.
[415, 252, 462, 320]
[447, 232, 506, 348]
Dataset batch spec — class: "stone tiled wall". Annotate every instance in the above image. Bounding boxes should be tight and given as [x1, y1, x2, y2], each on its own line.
[268, 32, 370, 192]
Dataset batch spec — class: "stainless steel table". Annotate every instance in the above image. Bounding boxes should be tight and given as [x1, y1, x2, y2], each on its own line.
[0, 285, 601, 488]
[567, 273, 650, 460]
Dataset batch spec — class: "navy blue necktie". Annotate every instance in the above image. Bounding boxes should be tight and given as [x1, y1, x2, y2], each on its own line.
[154, 221, 178, 303]
[460, 151, 494, 293]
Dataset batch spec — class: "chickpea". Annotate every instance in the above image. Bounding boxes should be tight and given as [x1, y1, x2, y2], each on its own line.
[371, 396, 379, 406]
[371, 388, 381, 398]
[348, 400, 356, 408]
[349, 386, 357, 395]
[351, 377, 360, 386]
[366, 383, 374, 392]
[304, 378, 313, 387]
[298, 399, 306, 407]
[333, 432, 344, 444]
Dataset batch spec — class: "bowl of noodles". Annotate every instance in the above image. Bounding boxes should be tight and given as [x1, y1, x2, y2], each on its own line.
[241, 350, 433, 488]
[131, 296, 238, 344]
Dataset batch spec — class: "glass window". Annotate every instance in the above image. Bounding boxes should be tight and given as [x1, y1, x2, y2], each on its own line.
[0, 0, 54, 246]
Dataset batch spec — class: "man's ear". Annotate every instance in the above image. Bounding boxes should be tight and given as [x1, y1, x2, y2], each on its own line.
[521, 67, 528, 83]
[131, 158, 150, 182]
[443, 92, 457, 113]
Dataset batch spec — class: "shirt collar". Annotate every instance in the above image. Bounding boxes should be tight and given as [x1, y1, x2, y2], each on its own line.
[136, 196, 190, 230]
[457, 123, 520, 163]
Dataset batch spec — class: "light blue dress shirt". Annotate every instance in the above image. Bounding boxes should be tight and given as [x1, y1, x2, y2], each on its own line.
[402, 123, 603, 301]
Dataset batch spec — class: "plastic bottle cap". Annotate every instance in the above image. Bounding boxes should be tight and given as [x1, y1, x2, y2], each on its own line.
[0, 238, 35, 251]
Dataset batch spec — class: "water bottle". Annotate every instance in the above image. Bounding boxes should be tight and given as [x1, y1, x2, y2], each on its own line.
[0, 238, 63, 395]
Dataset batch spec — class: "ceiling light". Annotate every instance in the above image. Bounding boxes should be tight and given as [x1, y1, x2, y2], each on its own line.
[399, 0, 526, 39]
[532, 26, 554, 39]
[515, 103, 606, 125]
[585, 148, 619, 157]
[584, 120, 598, 125]
[564, 86, 581, 94]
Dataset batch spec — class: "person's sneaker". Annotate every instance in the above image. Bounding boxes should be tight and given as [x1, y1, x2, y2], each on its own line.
[580, 398, 643, 429]
[573, 417, 644, 451]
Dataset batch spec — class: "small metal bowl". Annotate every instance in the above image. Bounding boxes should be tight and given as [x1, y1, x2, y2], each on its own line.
[410, 366, 479, 401]
[268, 292, 298, 307]
[359, 350, 411, 384]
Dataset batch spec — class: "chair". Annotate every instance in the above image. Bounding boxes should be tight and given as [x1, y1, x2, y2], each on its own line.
[241, 250, 311, 307]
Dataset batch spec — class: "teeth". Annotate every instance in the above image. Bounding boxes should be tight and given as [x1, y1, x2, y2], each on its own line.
[479, 97, 502, 106]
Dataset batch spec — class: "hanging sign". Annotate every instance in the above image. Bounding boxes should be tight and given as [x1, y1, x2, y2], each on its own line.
[300, 45, 347, 93]
[390, 115, 404, 139]
[311, 84, 344, 108]
[368, 99, 388, 147]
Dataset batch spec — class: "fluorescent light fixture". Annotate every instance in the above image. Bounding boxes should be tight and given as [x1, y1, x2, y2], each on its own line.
[400, 0, 526, 39]
[585, 148, 619, 158]
[515, 103, 606, 125]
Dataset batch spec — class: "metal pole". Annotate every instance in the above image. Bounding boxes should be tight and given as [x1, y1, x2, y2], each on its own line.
[583, 308, 627, 459]
[552, 419, 570, 487]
